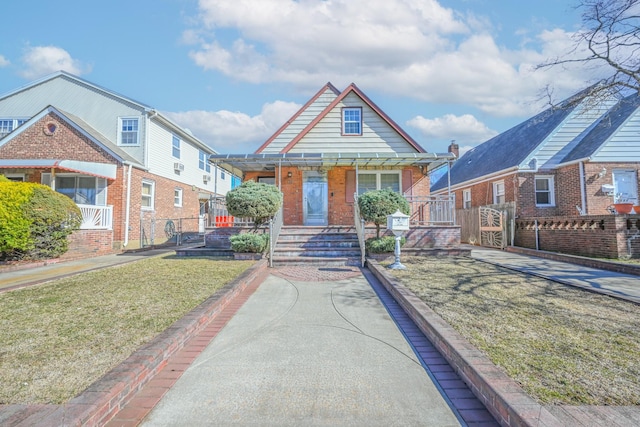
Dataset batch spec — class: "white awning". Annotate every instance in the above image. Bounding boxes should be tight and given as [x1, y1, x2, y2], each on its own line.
[0, 159, 117, 179]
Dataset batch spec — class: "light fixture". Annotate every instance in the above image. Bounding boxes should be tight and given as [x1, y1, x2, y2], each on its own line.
[287, 171, 292, 178]
[598, 167, 607, 179]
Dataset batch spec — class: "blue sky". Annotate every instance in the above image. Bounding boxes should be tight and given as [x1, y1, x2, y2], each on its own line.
[0, 0, 603, 155]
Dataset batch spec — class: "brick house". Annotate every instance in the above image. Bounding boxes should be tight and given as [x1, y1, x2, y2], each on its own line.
[211, 83, 454, 228]
[431, 90, 640, 258]
[0, 72, 234, 258]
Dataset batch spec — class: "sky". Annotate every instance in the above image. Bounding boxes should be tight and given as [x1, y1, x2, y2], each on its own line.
[0, 0, 608, 156]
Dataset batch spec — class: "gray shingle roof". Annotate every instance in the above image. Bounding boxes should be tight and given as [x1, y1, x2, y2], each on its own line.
[431, 104, 576, 191]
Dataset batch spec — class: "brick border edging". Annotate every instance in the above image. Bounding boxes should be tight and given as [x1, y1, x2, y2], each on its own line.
[3, 260, 269, 427]
[367, 259, 561, 427]
[505, 246, 640, 277]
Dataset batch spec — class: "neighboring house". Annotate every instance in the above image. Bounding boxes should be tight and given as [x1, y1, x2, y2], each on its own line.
[211, 82, 454, 229]
[431, 90, 640, 217]
[0, 71, 232, 257]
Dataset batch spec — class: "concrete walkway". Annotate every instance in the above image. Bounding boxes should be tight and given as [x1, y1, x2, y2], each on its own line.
[469, 246, 640, 304]
[140, 272, 462, 426]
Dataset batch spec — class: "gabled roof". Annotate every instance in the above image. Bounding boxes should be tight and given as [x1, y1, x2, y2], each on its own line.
[255, 82, 340, 153]
[431, 104, 577, 191]
[0, 105, 144, 170]
[561, 92, 640, 164]
[256, 82, 426, 154]
[0, 70, 152, 111]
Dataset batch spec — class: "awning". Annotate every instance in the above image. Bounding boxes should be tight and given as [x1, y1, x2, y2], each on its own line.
[0, 159, 117, 179]
[209, 152, 455, 176]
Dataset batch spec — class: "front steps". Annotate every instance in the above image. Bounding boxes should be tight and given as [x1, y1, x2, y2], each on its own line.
[271, 226, 362, 266]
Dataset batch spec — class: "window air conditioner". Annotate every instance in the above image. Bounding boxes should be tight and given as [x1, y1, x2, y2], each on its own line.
[203, 174, 211, 183]
[173, 162, 184, 172]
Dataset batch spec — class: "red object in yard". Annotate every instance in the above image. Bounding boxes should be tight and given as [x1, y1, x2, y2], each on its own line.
[614, 203, 634, 214]
[634, 205, 640, 214]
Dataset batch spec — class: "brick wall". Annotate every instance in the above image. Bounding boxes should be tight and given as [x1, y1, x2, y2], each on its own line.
[514, 214, 640, 259]
[62, 230, 115, 260]
[365, 226, 461, 249]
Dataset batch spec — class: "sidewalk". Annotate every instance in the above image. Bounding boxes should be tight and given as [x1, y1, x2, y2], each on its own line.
[468, 246, 640, 304]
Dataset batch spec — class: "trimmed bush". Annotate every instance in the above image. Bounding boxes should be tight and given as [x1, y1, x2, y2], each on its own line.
[225, 180, 283, 229]
[229, 233, 269, 253]
[365, 236, 406, 253]
[358, 189, 410, 238]
[0, 181, 82, 261]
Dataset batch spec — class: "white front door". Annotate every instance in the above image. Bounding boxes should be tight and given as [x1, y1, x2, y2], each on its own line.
[613, 169, 638, 204]
[303, 171, 328, 226]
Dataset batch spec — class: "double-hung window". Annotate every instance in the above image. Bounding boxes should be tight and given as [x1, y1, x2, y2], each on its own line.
[199, 150, 211, 172]
[357, 171, 401, 195]
[119, 118, 139, 145]
[174, 188, 183, 207]
[0, 118, 27, 138]
[172, 135, 181, 158]
[463, 189, 471, 209]
[342, 107, 362, 135]
[535, 176, 555, 206]
[141, 180, 155, 210]
[493, 181, 505, 204]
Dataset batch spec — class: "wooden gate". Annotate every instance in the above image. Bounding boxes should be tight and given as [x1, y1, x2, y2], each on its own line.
[479, 207, 505, 249]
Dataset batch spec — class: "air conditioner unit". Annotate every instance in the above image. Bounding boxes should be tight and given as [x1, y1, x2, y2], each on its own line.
[203, 174, 211, 183]
[173, 162, 184, 172]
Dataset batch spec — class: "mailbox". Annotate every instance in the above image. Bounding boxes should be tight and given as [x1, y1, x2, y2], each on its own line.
[387, 210, 409, 235]
[386, 210, 410, 269]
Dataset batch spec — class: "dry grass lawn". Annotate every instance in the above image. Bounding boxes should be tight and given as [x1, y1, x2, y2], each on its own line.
[384, 256, 640, 406]
[0, 255, 252, 405]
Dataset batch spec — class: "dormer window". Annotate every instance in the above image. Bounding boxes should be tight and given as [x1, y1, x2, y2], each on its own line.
[342, 107, 362, 135]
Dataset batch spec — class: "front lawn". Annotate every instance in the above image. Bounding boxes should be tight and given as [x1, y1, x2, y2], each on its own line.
[0, 255, 252, 404]
[384, 256, 640, 406]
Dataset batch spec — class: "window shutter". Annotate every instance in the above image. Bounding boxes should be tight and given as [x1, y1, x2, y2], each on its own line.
[402, 169, 413, 197]
[345, 170, 356, 203]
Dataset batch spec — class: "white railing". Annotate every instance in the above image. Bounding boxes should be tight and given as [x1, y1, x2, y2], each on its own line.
[207, 196, 253, 227]
[268, 205, 284, 267]
[406, 195, 456, 226]
[78, 204, 113, 230]
[353, 193, 366, 267]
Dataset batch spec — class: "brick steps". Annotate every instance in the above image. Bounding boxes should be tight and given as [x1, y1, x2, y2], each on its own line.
[272, 226, 362, 266]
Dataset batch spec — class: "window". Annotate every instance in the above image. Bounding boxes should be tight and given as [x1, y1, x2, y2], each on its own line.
[174, 188, 183, 207]
[535, 176, 555, 206]
[258, 177, 276, 185]
[172, 135, 181, 158]
[141, 181, 154, 210]
[342, 107, 362, 135]
[357, 171, 401, 195]
[493, 181, 505, 204]
[41, 174, 107, 205]
[199, 151, 211, 172]
[463, 189, 471, 209]
[220, 171, 226, 180]
[0, 119, 13, 137]
[119, 118, 139, 145]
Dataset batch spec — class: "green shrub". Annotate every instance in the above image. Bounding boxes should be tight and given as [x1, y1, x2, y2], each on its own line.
[365, 236, 406, 253]
[358, 189, 410, 238]
[225, 180, 283, 229]
[229, 233, 269, 253]
[0, 182, 82, 261]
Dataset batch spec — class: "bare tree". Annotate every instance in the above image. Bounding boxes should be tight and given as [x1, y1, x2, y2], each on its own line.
[538, 0, 640, 103]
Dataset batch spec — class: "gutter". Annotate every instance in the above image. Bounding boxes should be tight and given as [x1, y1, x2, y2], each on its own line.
[432, 166, 520, 195]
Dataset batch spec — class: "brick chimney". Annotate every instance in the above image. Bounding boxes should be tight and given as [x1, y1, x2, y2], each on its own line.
[448, 141, 459, 158]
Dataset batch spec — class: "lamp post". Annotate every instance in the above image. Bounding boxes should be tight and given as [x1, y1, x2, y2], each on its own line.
[387, 210, 409, 270]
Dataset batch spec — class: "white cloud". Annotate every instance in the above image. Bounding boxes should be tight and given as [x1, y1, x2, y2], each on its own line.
[164, 100, 301, 153]
[407, 113, 498, 146]
[19, 46, 90, 80]
[186, 0, 604, 117]
[0, 55, 9, 67]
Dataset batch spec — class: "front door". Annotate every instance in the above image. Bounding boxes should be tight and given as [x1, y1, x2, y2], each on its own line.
[303, 171, 328, 225]
[613, 169, 638, 204]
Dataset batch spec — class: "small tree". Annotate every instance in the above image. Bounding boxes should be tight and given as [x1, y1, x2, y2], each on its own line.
[225, 180, 283, 230]
[358, 189, 410, 238]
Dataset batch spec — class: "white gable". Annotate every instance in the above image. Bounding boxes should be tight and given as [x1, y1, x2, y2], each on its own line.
[592, 105, 640, 162]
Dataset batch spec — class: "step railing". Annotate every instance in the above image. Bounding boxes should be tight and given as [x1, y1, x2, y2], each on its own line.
[353, 193, 366, 267]
[268, 204, 284, 268]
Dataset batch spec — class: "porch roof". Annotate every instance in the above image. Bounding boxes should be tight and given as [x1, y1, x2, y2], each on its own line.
[0, 159, 117, 179]
[210, 152, 455, 175]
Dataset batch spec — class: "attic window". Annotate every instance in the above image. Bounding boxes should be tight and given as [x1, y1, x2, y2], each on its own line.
[342, 107, 362, 135]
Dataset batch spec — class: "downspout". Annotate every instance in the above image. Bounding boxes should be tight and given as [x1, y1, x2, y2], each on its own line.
[123, 163, 133, 247]
[579, 161, 587, 215]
